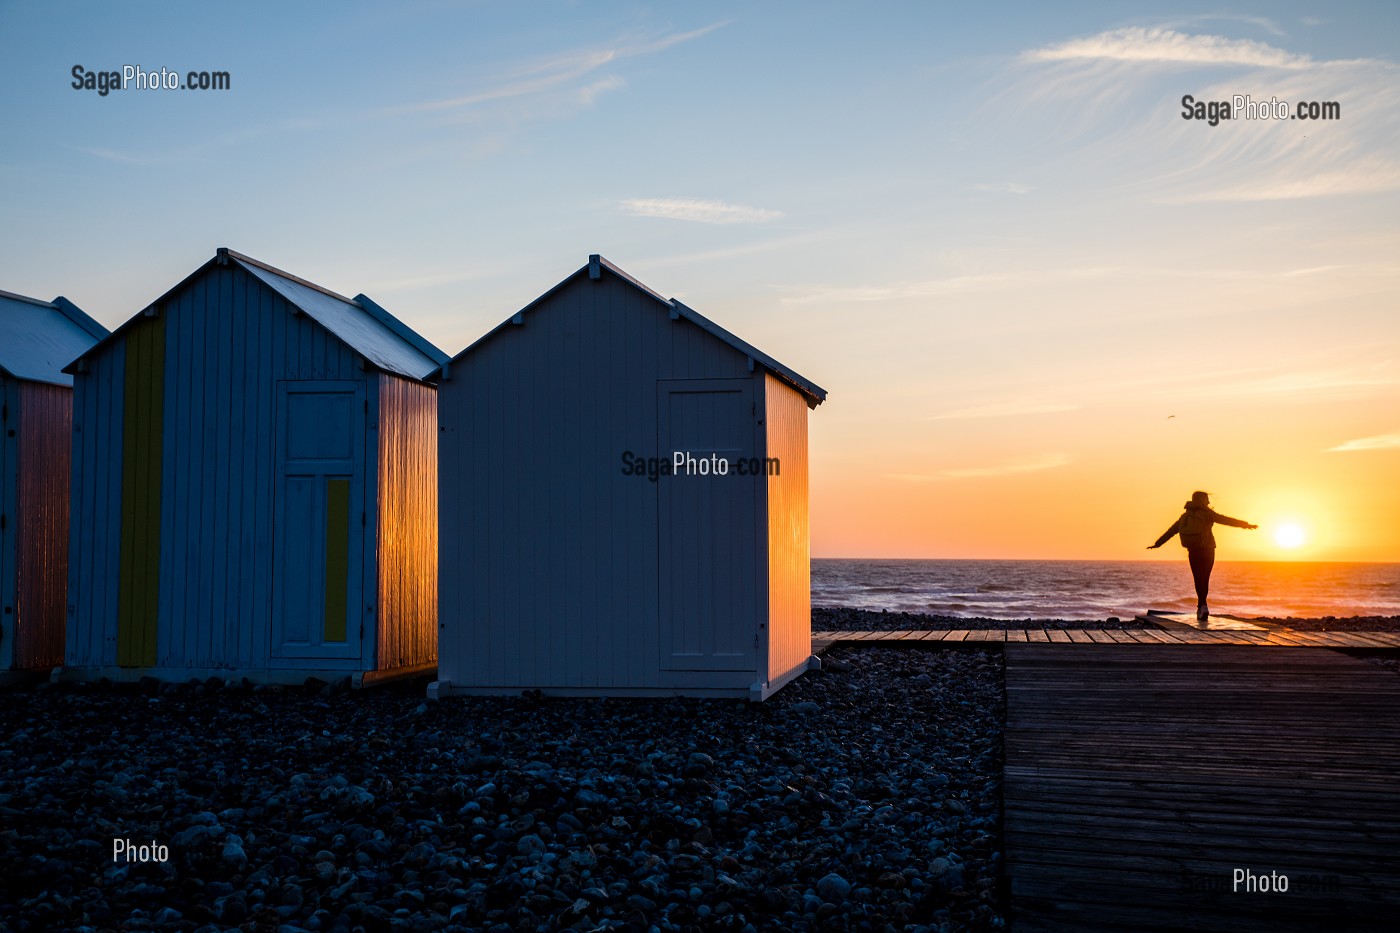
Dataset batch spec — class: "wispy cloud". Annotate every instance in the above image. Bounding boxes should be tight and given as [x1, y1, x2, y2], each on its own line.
[74, 117, 328, 166]
[1221, 367, 1398, 397]
[779, 264, 1125, 306]
[78, 147, 189, 167]
[1007, 25, 1400, 203]
[638, 231, 836, 269]
[887, 453, 1073, 481]
[398, 52, 615, 113]
[1022, 27, 1311, 69]
[1327, 432, 1400, 452]
[927, 399, 1079, 420]
[82, 24, 729, 168]
[578, 75, 625, 105]
[973, 181, 1032, 194]
[622, 197, 783, 224]
[1176, 160, 1400, 202]
[1162, 362, 1399, 401]
[396, 22, 727, 115]
[780, 273, 1005, 305]
[1156, 14, 1287, 39]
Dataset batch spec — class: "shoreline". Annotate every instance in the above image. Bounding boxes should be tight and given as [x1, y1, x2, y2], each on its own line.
[814, 557, 1400, 565]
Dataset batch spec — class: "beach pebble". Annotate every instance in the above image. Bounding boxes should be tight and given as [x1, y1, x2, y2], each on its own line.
[221, 839, 248, 869]
[816, 872, 852, 901]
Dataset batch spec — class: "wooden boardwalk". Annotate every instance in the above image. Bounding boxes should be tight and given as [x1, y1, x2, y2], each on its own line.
[813, 625, 1400, 648]
[1002, 644, 1400, 932]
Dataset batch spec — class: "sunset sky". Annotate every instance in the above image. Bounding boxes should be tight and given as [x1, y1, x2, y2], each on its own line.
[2, 2, 1396, 562]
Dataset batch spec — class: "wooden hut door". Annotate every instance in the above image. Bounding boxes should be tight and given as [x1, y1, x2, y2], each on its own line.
[657, 378, 760, 671]
[271, 381, 365, 661]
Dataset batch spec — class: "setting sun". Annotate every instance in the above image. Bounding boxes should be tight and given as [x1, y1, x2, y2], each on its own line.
[1274, 523, 1307, 549]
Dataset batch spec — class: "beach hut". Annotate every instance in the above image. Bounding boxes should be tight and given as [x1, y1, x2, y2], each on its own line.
[430, 254, 827, 701]
[60, 248, 447, 686]
[0, 290, 107, 684]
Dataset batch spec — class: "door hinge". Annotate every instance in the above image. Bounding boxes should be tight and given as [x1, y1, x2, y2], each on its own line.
[0, 513, 6, 531]
[361, 511, 366, 527]
[1, 402, 7, 422]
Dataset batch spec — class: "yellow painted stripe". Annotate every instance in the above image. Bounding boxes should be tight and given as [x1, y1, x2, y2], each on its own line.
[323, 478, 349, 643]
[117, 315, 164, 667]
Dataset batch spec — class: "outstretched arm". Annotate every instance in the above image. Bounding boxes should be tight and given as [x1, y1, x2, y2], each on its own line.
[1210, 510, 1258, 530]
[1148, 518, 1181, 549]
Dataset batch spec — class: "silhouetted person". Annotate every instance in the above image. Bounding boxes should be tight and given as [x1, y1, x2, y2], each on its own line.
[1148, 491, 1257, 621]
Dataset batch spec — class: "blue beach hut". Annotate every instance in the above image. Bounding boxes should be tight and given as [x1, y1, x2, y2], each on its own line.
[61, 249, 447, 686]
[430, 255, 827, 701]
[0, 289, 107, 682]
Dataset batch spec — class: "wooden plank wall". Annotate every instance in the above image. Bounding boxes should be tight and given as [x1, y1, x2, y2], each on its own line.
[116, 314, 164, 667]
[763, 373, 811, 685]
[67, 339, 126, 667]
[13, 381, 72, 669]
[439, 271, 759, 691]
[1004, 644, 1400, 932]
[376, 374, 437, 670]
[0, 376, 13, 668]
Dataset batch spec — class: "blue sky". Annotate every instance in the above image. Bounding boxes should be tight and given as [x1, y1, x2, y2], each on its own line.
[3, 2, 1397, 559]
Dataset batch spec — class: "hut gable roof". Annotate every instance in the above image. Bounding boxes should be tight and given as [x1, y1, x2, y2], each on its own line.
[232, 253, 447, 379]
[64, 249, 447, 382]
[438, 254, 827, 407]
[0, 289, 108, 386]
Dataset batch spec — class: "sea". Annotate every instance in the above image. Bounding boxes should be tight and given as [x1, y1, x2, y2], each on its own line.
[811, 559, 1400, 621]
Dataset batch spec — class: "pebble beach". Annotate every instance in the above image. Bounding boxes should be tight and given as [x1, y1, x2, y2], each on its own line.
[1, 646, 1005, 932]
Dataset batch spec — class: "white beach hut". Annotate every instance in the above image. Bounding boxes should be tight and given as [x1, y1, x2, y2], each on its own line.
[431, 255, 827, 701]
